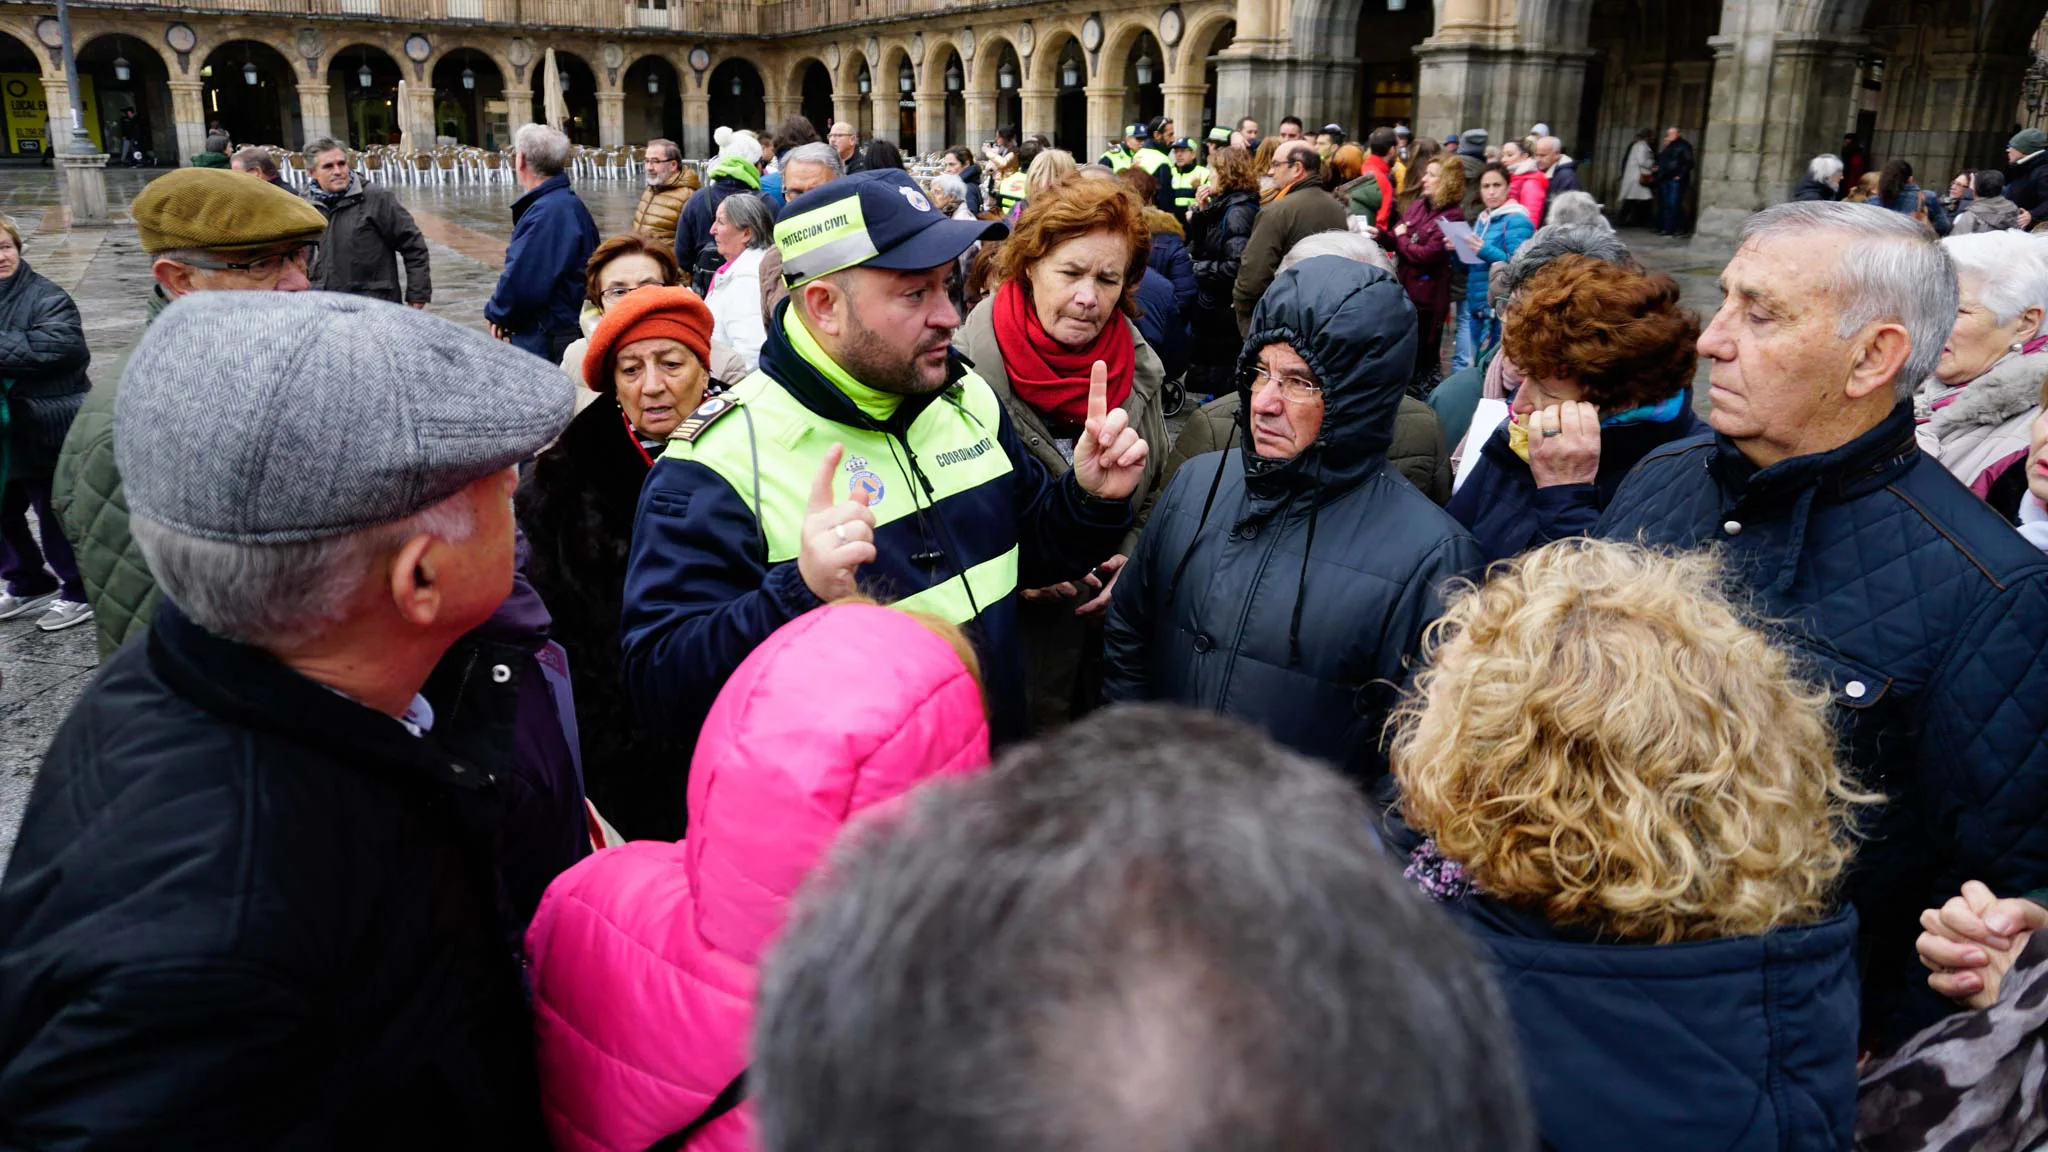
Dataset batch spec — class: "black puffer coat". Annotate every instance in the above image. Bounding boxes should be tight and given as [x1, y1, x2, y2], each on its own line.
[0, 261, 90, 481]
[1103, 257, 1482, 786]
[1186, 189, 1258, 379]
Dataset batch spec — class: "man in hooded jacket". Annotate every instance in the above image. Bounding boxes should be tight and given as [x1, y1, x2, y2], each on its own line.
[1103, 257, 1482, 786]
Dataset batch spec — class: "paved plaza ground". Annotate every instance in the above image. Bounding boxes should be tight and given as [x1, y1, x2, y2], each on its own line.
[0, 166, 1731, 869]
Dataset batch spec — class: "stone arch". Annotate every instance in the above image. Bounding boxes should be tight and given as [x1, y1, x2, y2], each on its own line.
[1177, 6, 1239, 77]
[707, 57, 766, 132]
[877, 40, 917, 143]
[330, 43, 404, 149]
[1097, 15, 1160, 88]
[534, 49, 600, 144]
[970, 34, 1019, 90]
[1518, 0, 1598, 52]
[878, 40, 916, 100]
[785, 52, 830, 101]
[1030, 25, 1087, 91]
[78, 32, 178, 161]
[425, 39, 521, 93]
[1288, 0, 1444, 57]
[623, 53, 682, 145]
[200, 39, 301, 146]
[432, 47, 510, 147]
[0, 20, 51, 78]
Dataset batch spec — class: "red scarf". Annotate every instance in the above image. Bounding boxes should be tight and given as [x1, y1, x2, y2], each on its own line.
[992, 279, 1136, 425]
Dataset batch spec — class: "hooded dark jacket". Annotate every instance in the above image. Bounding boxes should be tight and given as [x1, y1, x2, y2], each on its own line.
[486, 174, 599, 360]
[1596, 405, 2048, 1050]
[0, 260, 91, 481]
[2007, 149, 2048, 219]
[1187, 188, 1259, 378]
[1103, 257, 1482, 786]
[304, 176, 431, 304]
[1950, 194, 2024, 235]
[0, 588, 585, 1147]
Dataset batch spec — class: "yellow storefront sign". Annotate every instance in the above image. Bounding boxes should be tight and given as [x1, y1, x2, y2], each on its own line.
[2, 74, 103, 155]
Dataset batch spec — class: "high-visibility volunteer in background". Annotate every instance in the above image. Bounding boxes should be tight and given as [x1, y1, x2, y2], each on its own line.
[620, 168, 1151, 752]
[1169, 138, 1210, 220]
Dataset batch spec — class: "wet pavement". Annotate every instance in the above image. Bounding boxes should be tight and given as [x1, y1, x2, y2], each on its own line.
[0, 166, 1730, 869]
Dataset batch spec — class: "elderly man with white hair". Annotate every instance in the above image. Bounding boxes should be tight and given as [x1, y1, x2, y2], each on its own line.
[0, 292, 580, 1145]
[1795, 153, 1845, 201]
[1157, 230, 1450, 503]
[1596, 201, 2048, 1054]
[1532, 134, 1580, 208]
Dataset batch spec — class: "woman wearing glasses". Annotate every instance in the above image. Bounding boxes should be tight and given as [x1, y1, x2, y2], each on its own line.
[1104, 256, 1482, 789]
[519, 286, 724, 841]
[558, 234, 747, 397]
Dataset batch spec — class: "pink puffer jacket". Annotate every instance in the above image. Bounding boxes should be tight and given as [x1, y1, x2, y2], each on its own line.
[525, 602, 991, 1152]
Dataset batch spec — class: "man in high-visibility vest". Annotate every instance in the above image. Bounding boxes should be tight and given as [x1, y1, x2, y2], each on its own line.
[621, 168, 1150, 753]
[996, 138, 1040, 218]
[1104, 124, 1176, 213]
[1168, 138, 1209, 222]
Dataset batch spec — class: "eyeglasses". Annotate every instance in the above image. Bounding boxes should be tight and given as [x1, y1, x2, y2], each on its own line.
[600, 280, 665, 305]
[175, 242, 319, 281]
[1249, 364, 1322, 403]
[647, 155, 677, 167]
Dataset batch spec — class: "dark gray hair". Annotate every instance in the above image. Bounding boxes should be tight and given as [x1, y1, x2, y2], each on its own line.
[1742, 200, 1959, 396]
[646, 137, 680, 164]
[754, 705, 1535, 1152]
[1495, 222, 1632, 307]
[716, 193, 776, 250]
[514, 123, 571, 177]
[131, 494, 475, 649]
[303, 136, 347, 164]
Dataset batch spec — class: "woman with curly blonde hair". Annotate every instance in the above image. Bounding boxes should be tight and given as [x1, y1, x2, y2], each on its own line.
[1386, 538, 1872, 1152]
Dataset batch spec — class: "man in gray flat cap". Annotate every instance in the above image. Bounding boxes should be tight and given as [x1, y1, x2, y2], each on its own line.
[0, 293, 576, 1149]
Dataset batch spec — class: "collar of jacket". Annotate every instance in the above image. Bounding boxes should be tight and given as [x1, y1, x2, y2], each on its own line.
[759, 295, 959, 437]
[0, 259, 37, 307]
[512, 173, 573, 223]
[146, 599, 497, 793]
[1710, 400, 1918, 510]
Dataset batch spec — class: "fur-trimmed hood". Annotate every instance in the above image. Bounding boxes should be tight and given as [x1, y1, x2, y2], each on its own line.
[1920, 349, 2048, 434]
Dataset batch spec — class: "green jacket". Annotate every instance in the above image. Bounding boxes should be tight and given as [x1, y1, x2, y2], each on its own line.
[1159, 390, 1452, 506]
[190, 151, 231, 169]
[52, 286, 166, 657]
[1231, 180, 1351, 335]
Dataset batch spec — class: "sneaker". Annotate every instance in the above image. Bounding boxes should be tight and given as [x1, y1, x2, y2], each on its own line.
[35, 599, 93, 632]
[0, 590, 58, 621]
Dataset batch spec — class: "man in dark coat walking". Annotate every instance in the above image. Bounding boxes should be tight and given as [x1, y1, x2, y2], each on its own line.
[1106, 257, 1482, 786]
[0, 292, 581, 1148]
[301, 137, 432, 307]
[1654, 126, 1694, 235]
[1596, 202, 2048, 1053]
[487, 123, 599, 361]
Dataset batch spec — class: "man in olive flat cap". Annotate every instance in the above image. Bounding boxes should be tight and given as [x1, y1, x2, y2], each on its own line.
[53, 167, 329, 657]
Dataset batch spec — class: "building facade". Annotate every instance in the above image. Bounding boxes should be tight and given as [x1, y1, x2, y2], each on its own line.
[1, 0, 2039, 236]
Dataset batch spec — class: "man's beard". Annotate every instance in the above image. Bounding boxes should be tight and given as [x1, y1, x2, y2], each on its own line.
[838, 305, 951, 396]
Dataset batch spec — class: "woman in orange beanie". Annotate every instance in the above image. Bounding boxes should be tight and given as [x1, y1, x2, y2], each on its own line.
[518, 284, 720, 839]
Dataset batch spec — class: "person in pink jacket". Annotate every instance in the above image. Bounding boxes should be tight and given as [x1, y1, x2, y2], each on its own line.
[1500, 139, 1549, 222]
[524, 599, 992, 1152]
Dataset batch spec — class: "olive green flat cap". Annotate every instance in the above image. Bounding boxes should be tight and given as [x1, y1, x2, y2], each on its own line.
[131, 168, 328, 256]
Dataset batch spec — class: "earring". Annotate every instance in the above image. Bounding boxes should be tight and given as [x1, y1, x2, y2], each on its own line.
[2014, 341, 2027, 353]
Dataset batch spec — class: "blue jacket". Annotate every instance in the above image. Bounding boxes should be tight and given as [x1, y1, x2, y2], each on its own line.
[1133, 267, 1191, 383]
[672, 175, 752, 284]
[1447, 400, 1705, 561]
[1456, 895, 1860, 1152]
[1147, 229, 1198, 321]
[620, 306, 1130, 756]
[1878, 182, 1952, 236]
[1596, 404, 2048, 1049]
[1461, 205, 1533, 310]
[485, 174, 598, 358]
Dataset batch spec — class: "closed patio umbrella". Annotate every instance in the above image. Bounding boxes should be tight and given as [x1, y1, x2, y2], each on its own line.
[543, 49, 567, 133]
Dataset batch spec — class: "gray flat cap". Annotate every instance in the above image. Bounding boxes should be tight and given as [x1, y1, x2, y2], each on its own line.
[117, 291, 574, 544]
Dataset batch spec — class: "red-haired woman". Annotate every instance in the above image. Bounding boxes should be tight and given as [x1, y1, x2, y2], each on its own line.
[1445, 256, 1704, 562]
[957, 173, 1171, 731]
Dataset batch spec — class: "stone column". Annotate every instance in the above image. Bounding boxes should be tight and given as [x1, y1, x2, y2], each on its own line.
[766, 96, 800, 128]
[1161, 82, 1205, 139]
[296, 81, 333, 146]
[1084, 84, 1125, 155]
[506, 86, 534, 133]
[597, 90, 625, 147]
[963, 91, 997, 149]
[831, 92, 862, 133]
[682, 88, 712, 158]
[1018, 85, 1055, 141]
[915, 90, 945, 155]
[168, 79, 207, 166]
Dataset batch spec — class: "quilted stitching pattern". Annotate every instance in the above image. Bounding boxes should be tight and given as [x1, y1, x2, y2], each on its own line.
[54, 373, 160, 659]
[1598, 431, 2048, 1043]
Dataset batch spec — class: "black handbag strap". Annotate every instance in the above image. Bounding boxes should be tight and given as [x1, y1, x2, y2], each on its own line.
[643, 1069, 748, 1152]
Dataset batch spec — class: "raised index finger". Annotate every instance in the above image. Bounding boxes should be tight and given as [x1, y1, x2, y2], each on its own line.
[1088, 360, 1109, 426]
[809, 443, 846, 514]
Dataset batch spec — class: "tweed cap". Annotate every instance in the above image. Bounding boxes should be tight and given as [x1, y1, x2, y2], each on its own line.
[130, 168, 328, 256]
[117, 292, 574, 544]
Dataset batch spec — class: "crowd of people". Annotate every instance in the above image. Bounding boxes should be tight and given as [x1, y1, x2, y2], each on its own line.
[4, 106, 2048, 1151]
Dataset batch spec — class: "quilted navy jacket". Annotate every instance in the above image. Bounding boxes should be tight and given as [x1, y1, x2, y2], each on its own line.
[1596, 404, 2048, 1049]
[1457, 896, 1860, 1152]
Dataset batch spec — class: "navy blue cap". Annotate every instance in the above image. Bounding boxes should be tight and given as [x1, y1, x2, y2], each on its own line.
[773, 169, 1007, 287]
[1124, 122, 1151, 140]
